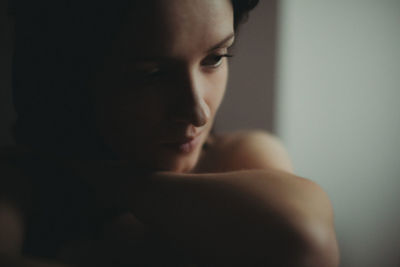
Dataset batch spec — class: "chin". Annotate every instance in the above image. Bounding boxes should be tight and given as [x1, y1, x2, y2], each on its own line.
[154, 149, 202, 173]
[154, 139, 206, 173]
[157, 157, 197, 173]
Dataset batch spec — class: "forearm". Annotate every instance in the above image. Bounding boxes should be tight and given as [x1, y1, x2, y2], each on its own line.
[120, 169, 339, 266]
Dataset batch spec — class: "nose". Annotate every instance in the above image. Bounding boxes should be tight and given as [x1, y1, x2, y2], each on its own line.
[171, 69, 211, 127]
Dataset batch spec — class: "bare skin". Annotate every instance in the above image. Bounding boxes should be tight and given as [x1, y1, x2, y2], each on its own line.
[0, 130, 339, 266]
[1, 0, 339, 266]
[51, 130, 297, 265]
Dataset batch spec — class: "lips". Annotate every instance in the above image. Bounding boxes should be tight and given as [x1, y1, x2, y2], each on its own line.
[160, 133, 202, 154]
[160, 131, 203, 145]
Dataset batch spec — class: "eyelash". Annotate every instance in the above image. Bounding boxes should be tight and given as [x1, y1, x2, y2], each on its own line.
[134, 53, 234, 81]
[202, 53, 234, 68]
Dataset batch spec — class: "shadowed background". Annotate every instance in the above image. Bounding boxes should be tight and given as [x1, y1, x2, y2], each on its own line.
[1, 1, 400, 266]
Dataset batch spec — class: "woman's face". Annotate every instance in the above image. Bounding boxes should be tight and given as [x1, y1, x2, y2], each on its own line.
[93, 0, 234, 172]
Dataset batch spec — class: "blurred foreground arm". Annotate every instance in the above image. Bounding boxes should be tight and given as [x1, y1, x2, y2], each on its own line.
[115, 132, 340, 266]
[127, 170, 339, 267]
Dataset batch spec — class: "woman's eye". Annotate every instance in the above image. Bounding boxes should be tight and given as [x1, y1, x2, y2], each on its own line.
[202, 54, 234, 68]
[144, 68, 162, 77]
[121, 66, 165, 86]
[134, 67, 165, 81]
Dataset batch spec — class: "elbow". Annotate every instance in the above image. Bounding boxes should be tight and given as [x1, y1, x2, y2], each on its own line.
[260, 180, 340, 267]
[257, 218, 340, 267]
[284, 188, 340, 267]
[294, 217, 340, 267]
[259, 215, 340, 267]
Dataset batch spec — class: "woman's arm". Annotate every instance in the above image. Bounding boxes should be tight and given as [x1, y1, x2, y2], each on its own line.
[73, 131, 339, 266]
[121, 169, 339, 267]
[0, 159, 68, 267]
[0, 156, 29, 256]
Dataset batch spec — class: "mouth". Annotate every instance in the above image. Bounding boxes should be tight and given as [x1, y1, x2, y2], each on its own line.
[161, 132, 203, 153]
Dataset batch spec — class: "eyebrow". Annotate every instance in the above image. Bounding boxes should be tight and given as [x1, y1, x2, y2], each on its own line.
[130, 33, 236, 63]
[207, 32, 236, 52]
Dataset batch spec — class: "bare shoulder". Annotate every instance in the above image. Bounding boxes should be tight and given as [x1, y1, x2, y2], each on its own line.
[0, 145, 32, 208]
[203, 130, 294, 174]
[0, 202, 25, 255]
[0, 145, 31, 254]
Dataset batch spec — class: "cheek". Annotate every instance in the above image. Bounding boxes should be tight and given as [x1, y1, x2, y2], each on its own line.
[99, 90, 167, 141]
[206, 65, 228, 114]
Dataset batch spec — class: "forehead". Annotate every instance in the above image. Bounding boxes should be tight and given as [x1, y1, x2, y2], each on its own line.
[116, 0, 234, 58]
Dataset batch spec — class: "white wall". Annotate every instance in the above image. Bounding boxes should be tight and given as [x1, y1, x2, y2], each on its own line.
[277, 1, 400, 266]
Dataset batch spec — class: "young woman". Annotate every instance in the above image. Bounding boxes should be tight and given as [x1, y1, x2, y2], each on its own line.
[1, 0, 339, 266]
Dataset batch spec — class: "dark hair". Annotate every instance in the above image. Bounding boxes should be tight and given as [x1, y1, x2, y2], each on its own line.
[231, 0, 260, 29]
[10, 0, 259, 159]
